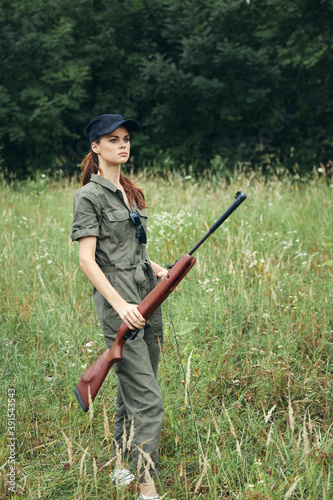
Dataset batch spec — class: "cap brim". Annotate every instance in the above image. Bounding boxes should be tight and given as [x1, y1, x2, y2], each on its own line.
[102, 119, 140, 136]
[84, 118, 140, 142]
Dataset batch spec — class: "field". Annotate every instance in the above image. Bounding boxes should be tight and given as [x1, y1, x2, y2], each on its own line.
[0, 171, 332, 499]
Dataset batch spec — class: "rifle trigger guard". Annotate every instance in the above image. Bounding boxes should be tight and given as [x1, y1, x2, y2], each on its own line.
[124, 328, 140, 341]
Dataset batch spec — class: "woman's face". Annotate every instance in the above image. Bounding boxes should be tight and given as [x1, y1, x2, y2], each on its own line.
[91, 126, 130, 167]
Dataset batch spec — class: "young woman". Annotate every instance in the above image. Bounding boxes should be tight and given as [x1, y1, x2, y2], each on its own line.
[71, 114, 167, 499]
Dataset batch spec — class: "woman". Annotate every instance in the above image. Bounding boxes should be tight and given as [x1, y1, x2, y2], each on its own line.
[71, 114, 167, 499]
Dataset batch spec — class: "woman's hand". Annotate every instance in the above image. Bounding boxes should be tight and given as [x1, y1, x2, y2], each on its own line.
[115, 302, 146, 330]
[78, 238, 146, 331]
[150, 259, 168, 279]
[156, 269, 168, 279]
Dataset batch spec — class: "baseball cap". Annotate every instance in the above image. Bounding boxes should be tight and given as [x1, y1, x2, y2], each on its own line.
[84, 114, 140, 143]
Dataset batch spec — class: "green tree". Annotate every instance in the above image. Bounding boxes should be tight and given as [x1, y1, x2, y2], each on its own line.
[0, 0, 90, 176]
[0, 0, 332, 177]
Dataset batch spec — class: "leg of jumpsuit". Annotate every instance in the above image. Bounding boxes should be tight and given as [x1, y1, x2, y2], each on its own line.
[113, 315, 164, 481]
[113, 387, 131, 462]
[93, 263, 164, 481]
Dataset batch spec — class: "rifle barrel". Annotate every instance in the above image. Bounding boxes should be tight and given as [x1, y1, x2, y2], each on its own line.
[188, 191, 247, 256]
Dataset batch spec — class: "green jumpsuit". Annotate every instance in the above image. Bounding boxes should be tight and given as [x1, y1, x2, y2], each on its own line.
[71, 174, 164, 481]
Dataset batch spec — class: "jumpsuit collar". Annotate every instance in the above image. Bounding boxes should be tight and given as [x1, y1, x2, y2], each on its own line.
[89, 173, 133, 210]
[89, 173, 118, 192]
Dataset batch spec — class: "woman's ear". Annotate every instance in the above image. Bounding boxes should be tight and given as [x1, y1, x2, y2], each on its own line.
[91, 142, 99, 154]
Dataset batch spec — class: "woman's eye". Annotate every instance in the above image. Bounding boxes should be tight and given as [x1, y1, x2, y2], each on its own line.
[109, 138, 129, 143]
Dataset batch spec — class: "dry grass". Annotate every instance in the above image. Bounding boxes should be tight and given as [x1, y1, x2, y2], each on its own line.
[0, 171, 332, 498]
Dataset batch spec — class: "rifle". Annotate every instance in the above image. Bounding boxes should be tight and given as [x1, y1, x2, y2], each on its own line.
[74, 191, 247, 412]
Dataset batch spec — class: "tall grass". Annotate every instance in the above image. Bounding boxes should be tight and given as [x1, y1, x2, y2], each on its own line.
[0, 171, 332, 499]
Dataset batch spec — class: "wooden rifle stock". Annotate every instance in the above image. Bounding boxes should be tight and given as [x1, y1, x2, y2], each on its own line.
[74, 254, 196, 412]
[74, 191, 247, 412]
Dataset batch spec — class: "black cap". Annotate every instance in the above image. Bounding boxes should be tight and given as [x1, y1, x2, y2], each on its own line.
[84, 114, 140, 144]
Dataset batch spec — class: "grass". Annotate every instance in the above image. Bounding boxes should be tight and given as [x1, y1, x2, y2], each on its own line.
[0, 170, 332, 499]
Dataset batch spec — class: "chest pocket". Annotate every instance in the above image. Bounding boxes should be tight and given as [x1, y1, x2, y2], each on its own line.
[102, 208, 132, 243]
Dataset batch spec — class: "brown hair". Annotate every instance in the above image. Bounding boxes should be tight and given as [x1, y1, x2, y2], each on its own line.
[80, 137, 148, 209]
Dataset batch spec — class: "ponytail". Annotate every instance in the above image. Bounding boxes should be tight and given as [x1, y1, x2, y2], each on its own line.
[81, 149, 100, 187]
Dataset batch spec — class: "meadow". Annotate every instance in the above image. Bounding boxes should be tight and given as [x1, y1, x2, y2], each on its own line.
[0, 171, 332, 499]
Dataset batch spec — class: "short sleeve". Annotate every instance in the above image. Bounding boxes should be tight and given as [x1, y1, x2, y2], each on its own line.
[71, 190, 101, 241]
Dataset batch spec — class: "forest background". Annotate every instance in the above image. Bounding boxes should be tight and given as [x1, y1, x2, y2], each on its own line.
[0, 0, 333, 179]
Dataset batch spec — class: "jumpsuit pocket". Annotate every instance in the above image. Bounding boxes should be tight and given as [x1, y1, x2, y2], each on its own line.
[113, 267, 142, 304]
[93, 285, 120, 342]
[102, 208, 132, 243]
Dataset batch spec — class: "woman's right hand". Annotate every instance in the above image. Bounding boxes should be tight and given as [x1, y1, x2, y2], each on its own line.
[78, 238, 146, 331]
[115, 302, 146, 330]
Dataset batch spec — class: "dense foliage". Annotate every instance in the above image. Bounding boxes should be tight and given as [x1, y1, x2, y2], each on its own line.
[1, 0, 332, 177]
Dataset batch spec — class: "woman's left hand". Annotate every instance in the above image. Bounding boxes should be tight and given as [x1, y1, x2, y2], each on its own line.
[156, 269, 168, 279]
[150, 260, 168, 279]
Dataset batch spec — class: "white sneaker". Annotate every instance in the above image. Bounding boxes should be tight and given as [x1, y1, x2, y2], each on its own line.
[110, 468, 135, 486]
